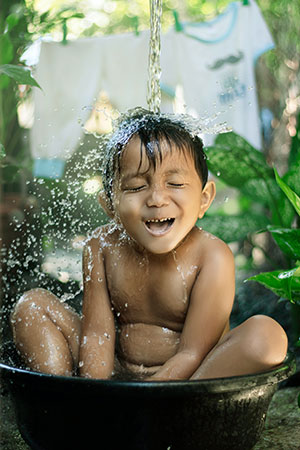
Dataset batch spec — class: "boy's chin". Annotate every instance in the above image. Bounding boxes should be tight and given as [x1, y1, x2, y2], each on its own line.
[125, 228, 196, 255]
[131, 239, 183, 256]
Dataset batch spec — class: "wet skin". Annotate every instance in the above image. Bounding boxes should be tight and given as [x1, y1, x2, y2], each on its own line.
[80, 136, 233, 379]
[90, 224, 231, 376]
[11, 135, 288, 380]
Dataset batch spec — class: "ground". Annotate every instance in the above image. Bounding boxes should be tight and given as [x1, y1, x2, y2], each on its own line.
[254, 387, 300, 449]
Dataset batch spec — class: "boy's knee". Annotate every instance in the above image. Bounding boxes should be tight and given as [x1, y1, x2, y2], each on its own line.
[11, 288, 49, 324]
[244, 315, 288, 367]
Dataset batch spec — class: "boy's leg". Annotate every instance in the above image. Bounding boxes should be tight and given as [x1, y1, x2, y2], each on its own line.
[11, 288, 81, 376]
[191, 315, 288, 380]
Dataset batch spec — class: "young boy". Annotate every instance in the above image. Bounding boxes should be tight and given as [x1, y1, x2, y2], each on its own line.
[11, 110, 288, 380]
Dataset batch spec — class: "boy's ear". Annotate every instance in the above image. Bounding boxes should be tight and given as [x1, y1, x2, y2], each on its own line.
[98, 190, 115, 219]
[198, 180, 216, 219]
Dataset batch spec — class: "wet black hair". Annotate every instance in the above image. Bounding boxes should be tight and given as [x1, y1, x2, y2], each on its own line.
[102, 109, 208, 208]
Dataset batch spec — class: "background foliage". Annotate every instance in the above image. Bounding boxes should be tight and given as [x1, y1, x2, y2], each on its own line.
[1, 0, 299, 190]
[0, 0, 300, 339]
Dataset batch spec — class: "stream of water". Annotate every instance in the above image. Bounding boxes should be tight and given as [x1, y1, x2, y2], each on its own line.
[147, 0, 163, 113]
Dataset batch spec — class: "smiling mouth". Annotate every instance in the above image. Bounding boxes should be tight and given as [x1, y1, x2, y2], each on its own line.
[144, 217, 175, 235]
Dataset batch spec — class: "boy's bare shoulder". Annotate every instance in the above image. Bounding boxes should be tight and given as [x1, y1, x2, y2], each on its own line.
[84, 223, 121, 252]
[193, 227, 234, 266]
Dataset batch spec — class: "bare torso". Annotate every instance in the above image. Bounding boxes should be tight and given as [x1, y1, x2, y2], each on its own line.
[95, 225, 229, 376]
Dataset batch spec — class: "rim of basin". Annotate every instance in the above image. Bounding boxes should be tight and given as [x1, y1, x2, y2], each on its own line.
[0, 352, 296, 394]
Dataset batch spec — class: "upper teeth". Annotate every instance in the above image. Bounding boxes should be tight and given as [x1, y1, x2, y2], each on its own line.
[147, 218, 172, 223]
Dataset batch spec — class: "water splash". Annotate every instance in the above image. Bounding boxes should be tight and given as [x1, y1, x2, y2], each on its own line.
[0, 102, 232, 343]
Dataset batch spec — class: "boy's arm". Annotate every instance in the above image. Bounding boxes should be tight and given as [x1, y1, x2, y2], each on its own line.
[79, 237, 115, 379]
[147, 239, 235, 381]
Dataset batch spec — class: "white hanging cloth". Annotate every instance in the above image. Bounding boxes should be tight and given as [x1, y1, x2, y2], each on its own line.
[31, 37, 104, 178]
[30, 30, 175, 178]
[102, 30, 174, 112]
[101, 31, 149, 111]
[161, 0, 274, 149]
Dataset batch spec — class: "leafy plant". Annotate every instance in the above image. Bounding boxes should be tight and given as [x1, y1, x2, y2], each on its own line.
[202, 126, 300, 255]
[0, 64, 41, 88]
[248, 170, 300, 346]
[0, 61, 41, 181]
[203, 127, 300, 345]
[0, 0, 84, 189]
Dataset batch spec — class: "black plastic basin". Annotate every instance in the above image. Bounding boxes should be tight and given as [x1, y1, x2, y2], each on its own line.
[0, 347, 296, 450]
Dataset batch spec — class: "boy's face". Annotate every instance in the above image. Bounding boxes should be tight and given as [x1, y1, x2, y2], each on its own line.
[112, 135, 215, 255]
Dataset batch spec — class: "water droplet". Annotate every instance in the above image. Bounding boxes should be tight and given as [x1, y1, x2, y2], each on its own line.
[278, 269, 295, 279]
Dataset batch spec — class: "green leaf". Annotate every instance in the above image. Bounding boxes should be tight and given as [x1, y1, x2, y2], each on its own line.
[285, 150, 300, 193]
[197, 212, 269, 243]
[248, 268, 300, 303]
[68, 12, 85, 19]
[267, 226, 300, 260]
[0, 64, 41, 89]
[6, 13, 20, 31]
[206, 132, 273, 188]
[39, 11, 50, 23]
[240, 176, 288, 226]
[2, 165, 20, 182]
[0, 74, 10, 89]
[289, 112, 300, 168]
[0, 143, 6, 160]
[276, 193, 297, 228]
[274, 167, 300, 216]
[0, 34, 14, 64]
[241, 177, 279, 205]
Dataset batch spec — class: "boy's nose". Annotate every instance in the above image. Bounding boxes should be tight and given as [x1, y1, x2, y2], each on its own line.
[146, 186, 169, 207]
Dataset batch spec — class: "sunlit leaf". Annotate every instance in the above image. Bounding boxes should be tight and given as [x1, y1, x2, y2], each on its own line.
[248, 269, 300, 304]
[6, 13, 20, 31]
[274, 167, 300, 216]
[267, 227, 300, 260]
[0, 64, 41, 89]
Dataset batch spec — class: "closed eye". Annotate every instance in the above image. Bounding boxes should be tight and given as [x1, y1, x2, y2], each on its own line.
[168, 183, 185, 188]
[125, 185, 146, 192]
